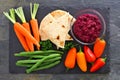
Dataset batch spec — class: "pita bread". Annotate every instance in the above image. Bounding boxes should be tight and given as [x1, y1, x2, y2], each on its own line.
[39, 10, 76, 48]
[39, 10, 75, 41]
[51, 10, 76, 29]
[50, 10, 76, 41]
[40, 13, 55, 40]
[43, 22, 67, 48]
[50, 10, 66, 19]
[42, 13, 69, 48]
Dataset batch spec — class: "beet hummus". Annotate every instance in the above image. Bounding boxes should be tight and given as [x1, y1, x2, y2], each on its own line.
[73, 14, 102, 43]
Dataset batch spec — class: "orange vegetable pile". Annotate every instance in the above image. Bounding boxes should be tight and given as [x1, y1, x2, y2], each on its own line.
[3, 3, 40, 51]
[64, 37, 106, 72]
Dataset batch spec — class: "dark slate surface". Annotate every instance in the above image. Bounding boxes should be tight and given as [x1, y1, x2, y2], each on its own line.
[0, 0, 120, 80]
[9, 6, 110, 74]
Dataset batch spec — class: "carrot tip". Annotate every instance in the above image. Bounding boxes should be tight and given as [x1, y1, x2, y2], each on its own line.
[37, 46, 40, 50]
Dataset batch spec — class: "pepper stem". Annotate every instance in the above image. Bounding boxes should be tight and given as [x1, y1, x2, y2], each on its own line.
[71, 44, 79, 48]
[79, 46, 82, 52]
[66, 68, 69, 72]
[100, 34, 105, 40]
[102, 57, 107, 62]
[91, 62, 94, 65]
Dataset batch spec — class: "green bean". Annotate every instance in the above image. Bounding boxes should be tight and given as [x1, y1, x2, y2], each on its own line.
[15, 54, 46, 57]
[30, 58, 60, 68]
[37, 60, 60, 68]
[45, 50, 63, 54]
[33, 60, 60, 71]
[30, 54, 61, 59]
[43, 57, 61, 62]
[16, 54, 61, 64]
[14, 50, 63, 57]
[16, 63, 33, 67]
[17, 50, 63, 54]
[30, 55, 45, 58]
[16, 57, 61, 68]
[26, 54, 61, 73]
[26, 59, 44, 73]
[16, 60, 39, 64]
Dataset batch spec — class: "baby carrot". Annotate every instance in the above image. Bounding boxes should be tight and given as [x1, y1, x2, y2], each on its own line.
[14, 26, 29, 51]
[30, 3, 40, 50]
[14, 22, 40, 47]
[22, 23, 34, 51]
[3, 8, 40, 48]
[15, 7, 34, 51]
[64, 47, 77, 69]
[93, 38, 106, 58]
[77, 47, 87, 72]
[3, 8, 29, 51]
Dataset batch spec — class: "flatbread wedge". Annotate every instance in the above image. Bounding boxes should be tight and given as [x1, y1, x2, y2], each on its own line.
[39, 10, 76, 48]
[39, 13, 55, 40]
[42, 13, 69, 48]
[39, 10, 75, 41]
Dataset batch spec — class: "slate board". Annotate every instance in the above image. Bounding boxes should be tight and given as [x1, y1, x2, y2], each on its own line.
[9, 5, 110, 74]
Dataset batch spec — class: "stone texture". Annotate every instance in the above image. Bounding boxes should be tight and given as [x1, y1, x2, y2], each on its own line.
[0, 0, 120, 80]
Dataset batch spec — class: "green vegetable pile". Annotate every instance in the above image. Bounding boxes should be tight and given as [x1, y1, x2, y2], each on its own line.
[14, 50, 63, 73]
[14, 40, 76, 73]
[40, 40, 75, 51]
[40, 40, 55, 50]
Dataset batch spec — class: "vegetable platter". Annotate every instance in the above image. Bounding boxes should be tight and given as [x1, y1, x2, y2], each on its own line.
[6, 3, 110, 74]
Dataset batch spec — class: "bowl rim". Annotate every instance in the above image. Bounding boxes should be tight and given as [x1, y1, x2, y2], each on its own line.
[70, 8, 106, 45]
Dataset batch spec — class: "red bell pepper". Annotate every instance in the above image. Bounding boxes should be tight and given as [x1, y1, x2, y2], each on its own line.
[84, 46, 96, 63]
[90, 58, 106, 72]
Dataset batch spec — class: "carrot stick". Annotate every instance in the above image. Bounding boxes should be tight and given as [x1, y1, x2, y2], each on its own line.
[3, 8, 29, 51]
[30, 3, 40, 50]
[15, 7, 34, 51]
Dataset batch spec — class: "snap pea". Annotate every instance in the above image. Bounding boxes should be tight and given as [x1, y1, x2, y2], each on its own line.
[33, 60, 60, 71]
[26, 54, 61, 73]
